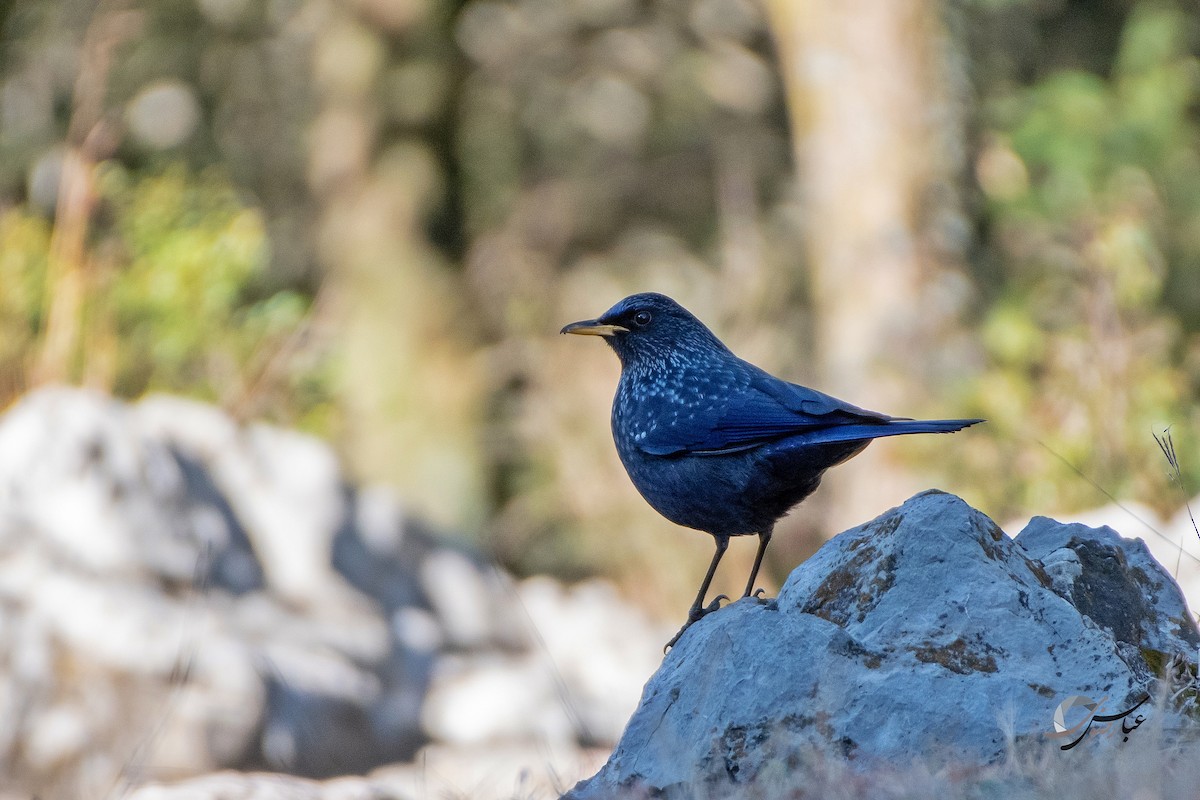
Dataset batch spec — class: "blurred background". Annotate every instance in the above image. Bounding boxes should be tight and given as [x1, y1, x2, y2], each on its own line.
[1, 0, 1200, 794]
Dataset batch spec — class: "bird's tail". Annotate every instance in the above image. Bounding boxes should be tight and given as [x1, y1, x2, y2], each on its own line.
[804, 418, 984, 446]
[882, 418, 984, 435]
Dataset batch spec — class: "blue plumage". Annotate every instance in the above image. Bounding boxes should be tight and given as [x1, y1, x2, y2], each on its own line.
[562, 292, 982, 647]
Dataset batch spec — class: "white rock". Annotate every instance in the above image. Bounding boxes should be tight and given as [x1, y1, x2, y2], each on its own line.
[0, 387, 674, 792]
[422, 653, 575, 745]
[516, 576, 669, 742]
[128, 772, 347, 800]
[136, 394, 349, 604]
[232, 423, 348, 604]
[0, 388, 183, 575]
[0, 389, 463, 789]
[420, 549, 496, 648]
[373, 741, 608, 800]
[23, 704, 90, 771]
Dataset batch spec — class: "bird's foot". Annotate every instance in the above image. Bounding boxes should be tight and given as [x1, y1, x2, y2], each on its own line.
[692, 593, 729, 620]
[663, 626, 686, 653]
[752, 587, 769, 601]
[664, 595, 729, 652]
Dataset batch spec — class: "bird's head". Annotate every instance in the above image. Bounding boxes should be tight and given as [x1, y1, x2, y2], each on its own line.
[560, 292, 728, 366]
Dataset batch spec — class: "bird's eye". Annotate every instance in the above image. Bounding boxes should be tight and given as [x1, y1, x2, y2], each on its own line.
[633, 311, 652, 327]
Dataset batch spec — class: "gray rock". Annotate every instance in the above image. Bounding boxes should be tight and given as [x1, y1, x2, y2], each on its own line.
[1009, 501, 1200, 626]
[566, 490, 1200, 798]
[0, 387, 664, 799]
[0, 388, 517, 794]
[1017, 516, 1200, 679]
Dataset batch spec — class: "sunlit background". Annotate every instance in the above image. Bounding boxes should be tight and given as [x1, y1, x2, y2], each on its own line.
[1, 0, 1199, 795]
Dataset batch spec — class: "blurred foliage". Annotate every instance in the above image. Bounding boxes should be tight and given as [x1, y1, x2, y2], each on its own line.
[106, 167, 306, 400]
[0, 208, 47, 398]
[0, 163, 333, 426]
[1, 0, 1199, 600]
[960, 1, 1200, 517]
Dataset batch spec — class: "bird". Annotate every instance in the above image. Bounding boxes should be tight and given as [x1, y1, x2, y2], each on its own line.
[561, 292, 982, 649]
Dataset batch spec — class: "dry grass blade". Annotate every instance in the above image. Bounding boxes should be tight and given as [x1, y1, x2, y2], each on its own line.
[106, 542, 214, 800]
[1035, 438, 1200, 575]
[1155, 427, 1199, 546]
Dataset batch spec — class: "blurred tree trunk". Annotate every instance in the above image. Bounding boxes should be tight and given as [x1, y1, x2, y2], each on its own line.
[31, 4, 137, 388]
[307, 5, 486, 532]
[765, 1, 972, 549]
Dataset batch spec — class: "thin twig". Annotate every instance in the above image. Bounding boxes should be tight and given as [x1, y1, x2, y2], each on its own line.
[31, 0, 141, 388]
[1035, 438, 1200, 571]
[224, 284, 335, 424]
[106, 541, 213, 800]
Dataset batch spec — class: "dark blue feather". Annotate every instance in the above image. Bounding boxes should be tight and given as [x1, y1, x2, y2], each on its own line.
[565, 292, 983, 535]
[634, 357, 912, 456]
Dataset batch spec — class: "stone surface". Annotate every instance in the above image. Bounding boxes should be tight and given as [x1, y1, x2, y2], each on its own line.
[1009, 501, 1200, 624]
[127, 771, 403, 800]
[0, 388, 663, 799]
[1017, 516, 1200, 677]
[566, 490, 1200, 798]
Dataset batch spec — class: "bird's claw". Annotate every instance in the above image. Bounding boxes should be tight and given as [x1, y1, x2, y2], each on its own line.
[697, 594, 729, 618]
[664, 595, 731, 652]
[752, 587, 769, 600]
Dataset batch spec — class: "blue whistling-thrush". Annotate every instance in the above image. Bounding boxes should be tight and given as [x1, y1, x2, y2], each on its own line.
[562, 292, 983, 648]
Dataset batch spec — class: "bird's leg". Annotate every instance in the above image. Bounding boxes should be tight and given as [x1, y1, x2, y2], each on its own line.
[741, 527, 773, 599]
[665, 535, 729, 651]
[689, 534, 730, 619]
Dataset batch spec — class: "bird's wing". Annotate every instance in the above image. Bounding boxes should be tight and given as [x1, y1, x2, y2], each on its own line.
[637, 362, 896, 457]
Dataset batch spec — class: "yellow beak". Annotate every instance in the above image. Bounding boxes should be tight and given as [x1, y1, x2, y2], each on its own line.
[560, 319, 629, 337]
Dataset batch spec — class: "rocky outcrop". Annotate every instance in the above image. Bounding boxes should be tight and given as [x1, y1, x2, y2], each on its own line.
[566, 491, 1200, 798]
[1009, 502, 1200, 631]
[7, 387, 1199, 800]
